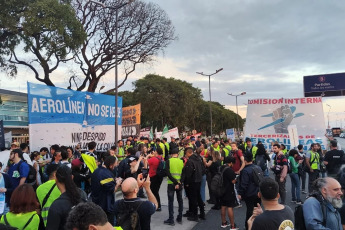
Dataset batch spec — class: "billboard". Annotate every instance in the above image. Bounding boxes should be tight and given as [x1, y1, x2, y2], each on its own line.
[226, 128, 235, 141]
[304, 72, 345, 97]
[27, 83, 122, 151]
[121, 104, 141, 138]
[244, 97, 327, 151]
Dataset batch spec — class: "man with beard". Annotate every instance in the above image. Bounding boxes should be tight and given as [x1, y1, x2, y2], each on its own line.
[303, 177, 342, 230]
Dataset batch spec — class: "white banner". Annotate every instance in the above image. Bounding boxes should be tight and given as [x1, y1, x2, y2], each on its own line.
[155, 127, 179, 142]
[244, 97, 327, 151]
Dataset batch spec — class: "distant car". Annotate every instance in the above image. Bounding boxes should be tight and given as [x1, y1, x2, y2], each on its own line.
[340, 133, 345, 138]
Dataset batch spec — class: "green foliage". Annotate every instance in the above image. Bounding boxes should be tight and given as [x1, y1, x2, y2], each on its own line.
[119, 74, 244, 135]
[0, 0, 86, 83]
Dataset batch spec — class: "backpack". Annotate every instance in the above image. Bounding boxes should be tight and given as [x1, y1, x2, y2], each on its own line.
[210, 166, 229, 198]
[18, 160, 37, 185]
[294, 194, 327, 230]
[116, 200, 144, 230]
[255, 154, 267, 171]
[156, 157, 166, 177]
[252, 165, 264, 186]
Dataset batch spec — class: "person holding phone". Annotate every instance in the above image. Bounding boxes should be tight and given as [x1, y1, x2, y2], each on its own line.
[147, 147, 164, 211]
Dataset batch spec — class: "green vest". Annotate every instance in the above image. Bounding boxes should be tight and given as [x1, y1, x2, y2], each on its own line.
[159, 143, 166, 158]
[309, 151, 320, 170]
[118, 147, 125, 161]
[244, 143, 258, 158]
[0, 211, 40, 230]
[165, 142, 170, 152]
[223, 145, 232, 157]
[167, 158, 184, 184]
[212, 145, 220, 152]
[36, 180, 61, 226]
[178, 147, 184, 158]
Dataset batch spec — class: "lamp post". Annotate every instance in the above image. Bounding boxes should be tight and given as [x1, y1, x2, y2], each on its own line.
[228, 92, 246, 138]
[196, 68, 223, 137]
[326, 104, 331, 128]
[88, 0, 134, 143]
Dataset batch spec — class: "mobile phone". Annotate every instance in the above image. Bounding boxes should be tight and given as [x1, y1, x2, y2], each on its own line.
[142, 168, 149, 179]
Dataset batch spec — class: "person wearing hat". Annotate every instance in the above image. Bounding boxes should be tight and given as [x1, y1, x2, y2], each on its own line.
[8, 149, 30, 191]
[164, 148, 184, 226]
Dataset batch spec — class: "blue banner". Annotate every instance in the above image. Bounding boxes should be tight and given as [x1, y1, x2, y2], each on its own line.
[27, 83, 122, 126]
[304, 72, 345, 97]
[0, 121, 4, 150]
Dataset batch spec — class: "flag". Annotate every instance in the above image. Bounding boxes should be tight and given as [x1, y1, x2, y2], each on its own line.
[149, 126, 154, 140]
[162, 124, 169, 138]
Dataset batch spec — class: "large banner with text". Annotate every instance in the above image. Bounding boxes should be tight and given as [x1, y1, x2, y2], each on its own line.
[121, 104, 141, 138]
[244, 97, 326, 150]
[27, 83, 122, 151]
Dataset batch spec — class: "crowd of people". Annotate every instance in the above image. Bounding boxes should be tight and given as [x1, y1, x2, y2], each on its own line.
[0, 135, 345, 229]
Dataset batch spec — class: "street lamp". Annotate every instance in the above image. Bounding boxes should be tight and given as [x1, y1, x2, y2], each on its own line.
[326, 104, 331, 128]
[228, 92, 246, 138]
[88, 0, 134, 143]
[196, 68, 223, 137]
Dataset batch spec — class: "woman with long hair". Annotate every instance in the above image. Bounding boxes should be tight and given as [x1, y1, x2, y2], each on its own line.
[46, 165, 83, 230]
[0, 184, 43, 229]
[30, 151, 42, 187]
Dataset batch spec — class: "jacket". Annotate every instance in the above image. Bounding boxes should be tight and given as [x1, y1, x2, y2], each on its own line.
[237, 164, 259, 199]
[181, 154, 204, 185]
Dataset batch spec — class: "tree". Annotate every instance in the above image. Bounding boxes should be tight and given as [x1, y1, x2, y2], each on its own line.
[70, 0, 176, 92]
[0, 0, 86, 84]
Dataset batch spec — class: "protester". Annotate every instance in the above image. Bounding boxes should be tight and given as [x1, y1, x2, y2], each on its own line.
[254, 143, 270, 177]
[181, 147, 206, 221]
[164, 148, 184, 226]
[237, 153, 261, 230]
[114, 176, 157, 230]
[60, 147, 71, 168]
[288, 149, 303, 204]
[305, 143, 321, 194]
[205, 149, 221, 209]
[303, 177, 342, 230]
[20, 143, 33, 166]
[91, 156, 122, 225]
[297, 144, 307, 194]
[271, 143, 288, 204]
[0, 184, 42, 229]
[8, 149, 29, 191]
[30, 151, 42, 186]
[247, 178, 294, 230]
[36, 164, 61, 227]
[46, 165, 85, 230]
[147, 147, 164, 211]
[65, 202, 113, 230]
[323, 140, 345, 178]
[230, 142, 244, 174]
[0, 162, 12, 216]
[220, 156, 238, 229]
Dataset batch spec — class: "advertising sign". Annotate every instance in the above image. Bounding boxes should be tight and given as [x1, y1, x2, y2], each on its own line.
[226, 128, 235, 141]
[27, 83, 122, 151]
[0, 121, 5, 150]
[304, 72, 345, 97]
[244, 97, 327, 151]
[121, 104, 141, 138]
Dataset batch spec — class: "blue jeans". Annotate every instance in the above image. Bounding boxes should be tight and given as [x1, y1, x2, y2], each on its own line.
[264, 168, 269, 177]
[290, 173, 301, 201]
[167, 184, 183, 220]
[200, 174, 206, 202]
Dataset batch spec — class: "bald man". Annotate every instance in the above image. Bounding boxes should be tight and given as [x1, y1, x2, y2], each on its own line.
[114, 175, 157, 230]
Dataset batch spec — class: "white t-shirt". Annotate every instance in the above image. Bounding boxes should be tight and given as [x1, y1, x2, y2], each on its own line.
[23, 153, 33, 166]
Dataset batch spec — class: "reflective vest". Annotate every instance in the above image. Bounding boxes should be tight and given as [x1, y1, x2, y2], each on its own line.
[309, 151, 320, 170]
[118, 147, 125, 161]
[178, 147, 184, 159]
[81, 154, 97, 173]
[222, 146, 232, 157]
[125, 145, 133, 150]
[0, 211, 40, 230]
[158, 143, 166, 158]
[36, 180, 61, 226]
[167, 158, 184, 184]
[165, 142, 170, 153]
[212, 145, 220, 152]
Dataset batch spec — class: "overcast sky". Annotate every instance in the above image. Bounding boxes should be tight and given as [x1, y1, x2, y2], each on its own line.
[1, 0, 345, 127]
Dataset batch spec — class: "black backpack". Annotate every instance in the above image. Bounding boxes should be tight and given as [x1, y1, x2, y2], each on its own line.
[294, 194, 327, 230]
[252, 165, 264, 186]
[116, 200, 144, 230]
[156, 157, 166, 177]
[18, 160, 37, 185]
[210, 166, 229, 198]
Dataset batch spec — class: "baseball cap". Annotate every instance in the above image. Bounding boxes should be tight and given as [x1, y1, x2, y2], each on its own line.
[128, 156, 138, 163]
[71, 158, 83, 168]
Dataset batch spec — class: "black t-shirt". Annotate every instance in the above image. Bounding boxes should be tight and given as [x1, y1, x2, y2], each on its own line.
[209, 160, 221, 177]
[252, 206, 294, 230]
[324, 149, 345, 174]
[221, 165, 236, 201]
[114, 198, 156, 230]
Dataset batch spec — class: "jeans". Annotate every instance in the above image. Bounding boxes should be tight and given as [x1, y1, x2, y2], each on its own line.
[290, 173, 301, 201]
[244, 196, 261, 230]
[167, 184, 183, 220]
[275, 175, 286, 204]
[200, 174, 206, 202]
[150, 175, 163, 208]
[185, 182, 204, 216]
[308, 170, 320, 194]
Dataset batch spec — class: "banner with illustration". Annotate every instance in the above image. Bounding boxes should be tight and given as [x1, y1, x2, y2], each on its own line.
[244, 97, 326, 150]
[27, 83, 122, 151]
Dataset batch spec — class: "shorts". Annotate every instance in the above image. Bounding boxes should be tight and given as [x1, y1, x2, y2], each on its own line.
[220, 196, 237, 208]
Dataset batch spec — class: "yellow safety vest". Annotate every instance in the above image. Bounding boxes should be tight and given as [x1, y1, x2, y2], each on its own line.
[309, 151, 320, 170]
[118, 147, 125, 161]
[167, 158, 184, 184]
[81, 154, 97, 173]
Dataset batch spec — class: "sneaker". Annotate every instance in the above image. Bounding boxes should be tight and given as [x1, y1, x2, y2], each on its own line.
[302, 190, 307, 194]
[296, 201, 303, 205]
[176, 216, 182, 224]
[230, 223, 239, 230]
[164, 219, 175, 226]
[221, 221, 230, 228]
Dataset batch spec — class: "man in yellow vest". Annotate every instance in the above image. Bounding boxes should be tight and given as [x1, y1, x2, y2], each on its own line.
[164, 148, 184, 226]
[36, 164, 61, 226]
[305, 143, 321, 194]
[116, 140, 125, 162]
[221, 140, 232, 160]
[244, 138, 258, 159]
[156, 138, 166, 159]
